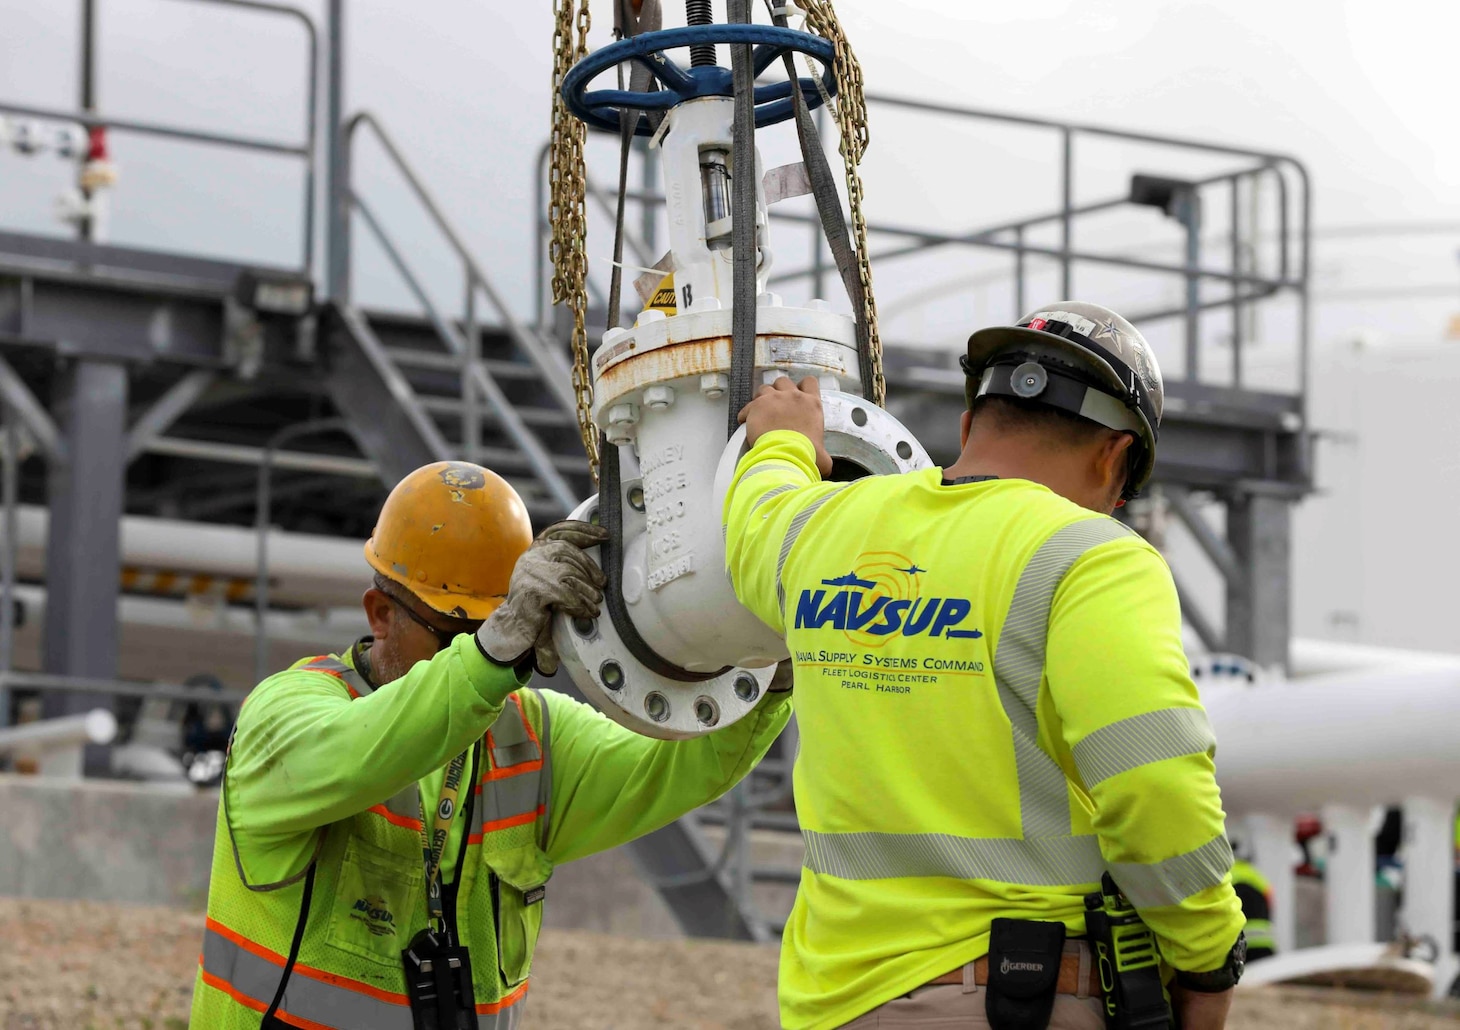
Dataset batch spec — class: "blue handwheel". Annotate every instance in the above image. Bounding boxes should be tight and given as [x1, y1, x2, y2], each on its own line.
[560, 24, 838, 136]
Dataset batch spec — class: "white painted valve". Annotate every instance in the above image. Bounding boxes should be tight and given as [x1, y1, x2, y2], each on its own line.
[552, 93, 931, 738]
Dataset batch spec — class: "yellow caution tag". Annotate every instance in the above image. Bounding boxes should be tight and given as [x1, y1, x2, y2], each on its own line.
[646, 273, 677, 315]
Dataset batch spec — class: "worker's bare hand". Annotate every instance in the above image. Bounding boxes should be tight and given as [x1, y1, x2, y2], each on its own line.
[1170, 985, 1233, 1030]
[737, 376, 833, 477]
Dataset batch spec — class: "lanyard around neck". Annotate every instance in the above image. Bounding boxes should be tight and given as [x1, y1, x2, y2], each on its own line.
[417, 749, 470, 931]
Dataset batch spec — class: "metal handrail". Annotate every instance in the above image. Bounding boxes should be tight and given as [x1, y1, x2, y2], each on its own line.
[0, 0, 319, 273]
[344, 112, 578, 417]
[0, 670, 251, 706]
[550, 93, 1312, 401]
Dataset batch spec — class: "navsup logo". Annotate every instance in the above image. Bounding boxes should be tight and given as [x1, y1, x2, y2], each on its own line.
[351, 895, 397, 937]
[794, 552, 983, 644]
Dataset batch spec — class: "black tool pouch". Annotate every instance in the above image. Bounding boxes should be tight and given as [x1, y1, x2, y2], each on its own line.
[984, 918, 1067, 1030]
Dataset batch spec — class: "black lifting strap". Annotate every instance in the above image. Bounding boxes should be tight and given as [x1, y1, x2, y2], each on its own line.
[598, 431, 726, 681]
[766, 0, 875, 400]
[607, 0, 663, 330]
[725, 0, 760, 437]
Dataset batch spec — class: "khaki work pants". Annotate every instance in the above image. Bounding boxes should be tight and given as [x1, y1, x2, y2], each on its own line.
[840, 971, 1105, 1029]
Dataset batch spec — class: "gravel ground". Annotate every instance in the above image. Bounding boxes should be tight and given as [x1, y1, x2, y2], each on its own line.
[2, 898, 1458, 1029]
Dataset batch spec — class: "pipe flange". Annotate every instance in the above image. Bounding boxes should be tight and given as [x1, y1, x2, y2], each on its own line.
[552, 494, 776, 741]
[712, 390, 933, 498]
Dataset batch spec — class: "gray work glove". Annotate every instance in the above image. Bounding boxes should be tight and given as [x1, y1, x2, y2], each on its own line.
[476, 520, 608, 675]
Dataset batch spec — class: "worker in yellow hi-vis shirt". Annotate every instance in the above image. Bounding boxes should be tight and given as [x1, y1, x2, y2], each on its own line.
[723, 302, 1246, 1030]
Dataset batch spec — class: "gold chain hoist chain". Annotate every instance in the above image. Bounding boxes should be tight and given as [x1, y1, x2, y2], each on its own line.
[798, 0, 884, 407]
[550, 0, 600, 479]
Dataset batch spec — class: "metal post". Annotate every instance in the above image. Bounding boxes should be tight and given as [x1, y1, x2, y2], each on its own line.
[1230, 177, 1243, 388]
[810, 106, 827, 300]
[0, 400, 15, 727]
[1400, 797, 1457, 979]
[1014, 225, 1025, 316]
[1181, 190, 1202, 381]
[1060, 128, 1073, 298]
[727, 780, 756, 935]
[42, 359, 128, 775]
[255, 418, 349, 684]
[325, 0, 350, 302]
[78, 0, 98, 242]
[1224, 492, 1290, 672]
[463, 275, 480, 463]
[1322, 803, 1378, 945]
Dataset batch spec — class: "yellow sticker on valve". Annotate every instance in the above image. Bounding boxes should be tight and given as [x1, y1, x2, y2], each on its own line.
[645, 273, 677, 314]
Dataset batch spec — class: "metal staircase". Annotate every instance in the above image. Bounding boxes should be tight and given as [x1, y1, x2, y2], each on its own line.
[327, 113, 590, 521]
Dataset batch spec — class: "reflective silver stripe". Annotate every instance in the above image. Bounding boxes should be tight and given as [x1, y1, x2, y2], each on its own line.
[480, 991, 529, 1030]
[802, 829, 1104, 886]
[304, 655, 373, 697]
[775, 485, 849, 617]
[738, 461, 810, 485]
[1072, 707, 1216, 789]
[202, 924, 411, 1029]
[490, 697, 541, 768]
[1109, 833, 1233, 909]
[751, 482, 798, 514]
[531, 688, 553, 849]
[476, 772, 542, 833]
[378, 786, 420, 822]
[993, 517, 1133, 838]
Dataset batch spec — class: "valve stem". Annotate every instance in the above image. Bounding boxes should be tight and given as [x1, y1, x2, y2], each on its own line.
[686, 0, 717, 67]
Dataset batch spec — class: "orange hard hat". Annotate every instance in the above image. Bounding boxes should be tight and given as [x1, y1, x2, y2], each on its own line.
[364, 461, 534, 620]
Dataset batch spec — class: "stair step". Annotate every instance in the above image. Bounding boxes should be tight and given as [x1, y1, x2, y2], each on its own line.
[385, 347, 541, 380]
[466, 443, 592, 477]
[419, 395, 577, 429]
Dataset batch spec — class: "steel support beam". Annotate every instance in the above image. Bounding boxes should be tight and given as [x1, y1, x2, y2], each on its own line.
[1225, 493, 1290, 671]
[124, 370, 216, 461]
[1165, 488, 1244, 588]
[625, 819, 762, 941]
[42, 359, 128, 775]
[1172, 571, 1223, 653]
[0, 354, 64, 461]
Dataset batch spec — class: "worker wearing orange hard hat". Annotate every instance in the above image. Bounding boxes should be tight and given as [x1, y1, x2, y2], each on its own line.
[192, 460, 792, 1029]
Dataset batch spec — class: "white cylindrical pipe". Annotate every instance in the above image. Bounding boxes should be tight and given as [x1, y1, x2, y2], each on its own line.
[0, 708, 117, 753]
[1321, 804, 1378, 945]
[1289, 638, 1460, 678]
[1205, 669, 1460, 815]
[2, 505, 369, 610]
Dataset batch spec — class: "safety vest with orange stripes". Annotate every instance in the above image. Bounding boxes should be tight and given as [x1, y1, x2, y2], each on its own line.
[191, 653, 551, 1030]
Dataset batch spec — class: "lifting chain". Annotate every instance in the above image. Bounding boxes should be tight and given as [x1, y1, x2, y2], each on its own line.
[797, 0, 884, 406]
[551, 0, 883, 471]
[550, 0, 601, 479]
